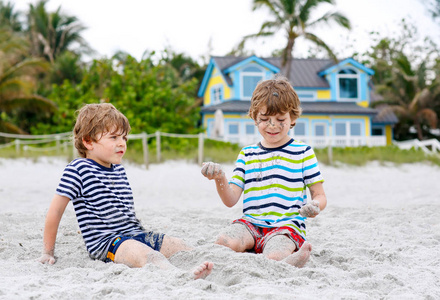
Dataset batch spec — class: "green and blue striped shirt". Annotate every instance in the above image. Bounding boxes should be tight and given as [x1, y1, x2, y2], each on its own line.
[229, 138, 324, 239]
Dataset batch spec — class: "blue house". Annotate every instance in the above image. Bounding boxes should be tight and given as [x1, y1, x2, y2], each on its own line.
[198, 56, 397, 147]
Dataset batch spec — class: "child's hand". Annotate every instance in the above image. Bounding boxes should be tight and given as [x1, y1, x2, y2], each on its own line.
[299, 200, 320, 218]
[201, 162, 224, 180]
[39, 253, 56, 265]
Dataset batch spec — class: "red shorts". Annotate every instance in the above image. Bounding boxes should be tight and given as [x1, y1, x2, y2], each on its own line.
[233, 218, 305, 254]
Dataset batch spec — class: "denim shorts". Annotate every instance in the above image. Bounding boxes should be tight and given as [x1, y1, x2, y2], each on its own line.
[105, 232, 165, 263]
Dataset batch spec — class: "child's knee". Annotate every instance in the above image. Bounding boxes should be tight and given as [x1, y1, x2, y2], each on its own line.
[215, 234, 241, 251]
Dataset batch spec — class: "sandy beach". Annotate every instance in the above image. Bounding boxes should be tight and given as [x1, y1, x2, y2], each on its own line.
[1, 157, 439, 299]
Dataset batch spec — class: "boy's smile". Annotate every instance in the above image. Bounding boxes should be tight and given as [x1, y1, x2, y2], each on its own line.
[256, 107, 295, 148]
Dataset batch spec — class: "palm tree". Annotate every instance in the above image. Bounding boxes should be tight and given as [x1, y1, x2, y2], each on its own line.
[0, 29, 55, 134]
[241, 0, 351, 78]
[0, 1, 22, 32]
[27, 0, 90, 64]
[372, 53, 438, 140]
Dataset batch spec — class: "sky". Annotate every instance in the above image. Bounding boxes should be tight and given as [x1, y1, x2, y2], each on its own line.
[14, 0, 440, 63]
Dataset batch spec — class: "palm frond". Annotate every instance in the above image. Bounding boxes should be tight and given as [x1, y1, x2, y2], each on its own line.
[303, 32, 337, 61]
[0, 94, 57, 113]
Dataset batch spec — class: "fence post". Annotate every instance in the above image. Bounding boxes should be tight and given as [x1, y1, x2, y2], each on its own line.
[328, 116, 333, 165]
[156, 131, 161, 163]
[72, 139, 77, 159]
[198, 132, 204, 166]
[56, 135, 61, 155]
[15, 139, 20, 155]
[142, 132, 149, 169]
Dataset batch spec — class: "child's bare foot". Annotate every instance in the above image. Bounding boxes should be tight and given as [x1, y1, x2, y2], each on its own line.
[284, 242, 312, 268]
[193, 261, 214, 280]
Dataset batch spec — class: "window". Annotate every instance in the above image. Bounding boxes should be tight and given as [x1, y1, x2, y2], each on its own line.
[246, 124, 255, 135]
[241, 65, 264, 99]
[211, 85, 223, 104]
[228, 123, 239, 135]
[294, 122, 306, 136]
[334, 121, 362, 136]
[314, 124, 326, 136]
[335, 123, 346, 136]
[350, 123, 361, 136]
[338, 68, 358, 100]
[372, 127, 384, 136]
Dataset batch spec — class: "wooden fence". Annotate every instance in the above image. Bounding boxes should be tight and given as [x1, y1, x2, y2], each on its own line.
[0, 131, 214, 169]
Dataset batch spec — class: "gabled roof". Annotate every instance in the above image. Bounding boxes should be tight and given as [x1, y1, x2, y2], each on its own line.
[318, 57, 374, 76]
[198, 56, 375, 99]
[201, 100, 378, 116]
[212, 56, 333, 88]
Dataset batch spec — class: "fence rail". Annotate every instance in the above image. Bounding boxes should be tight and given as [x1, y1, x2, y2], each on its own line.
[393, 139, 440, 155]
[0, 131, 208, 169]
[2, 131, 439, 167]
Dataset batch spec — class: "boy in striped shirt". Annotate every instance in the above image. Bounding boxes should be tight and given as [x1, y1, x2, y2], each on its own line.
[201, 76, 327, 268]
[39, 103, 212, 279]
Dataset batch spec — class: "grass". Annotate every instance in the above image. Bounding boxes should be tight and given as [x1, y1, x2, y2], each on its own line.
[1, 138, 439, 167]
[314, 145, 440, 167]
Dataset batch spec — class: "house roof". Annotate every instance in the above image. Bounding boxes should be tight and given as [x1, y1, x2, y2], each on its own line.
[201, 100, 378, 116]
[372, 106, 399, 124]
[369, 90, 399, 124]
[211, 56, 333, 88]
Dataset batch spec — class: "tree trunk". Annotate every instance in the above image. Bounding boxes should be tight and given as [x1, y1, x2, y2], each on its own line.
[415, 118, 423, 140]
[281, 37, 295, 81]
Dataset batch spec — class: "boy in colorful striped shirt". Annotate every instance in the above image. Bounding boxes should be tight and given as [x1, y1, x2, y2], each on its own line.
[39, 103, 213, 279]
[201, 76, 327, 268]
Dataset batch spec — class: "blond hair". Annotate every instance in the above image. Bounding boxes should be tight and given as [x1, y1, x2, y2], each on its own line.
[248, 76, 302, 121]
[73, 103, 131, 158]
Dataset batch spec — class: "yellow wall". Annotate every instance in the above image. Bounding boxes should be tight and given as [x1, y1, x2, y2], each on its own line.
[385, 125, 393, 145]
[317, 90, 331, 100]
[203, 67, 231, 105]
[357, 101, 369, 108]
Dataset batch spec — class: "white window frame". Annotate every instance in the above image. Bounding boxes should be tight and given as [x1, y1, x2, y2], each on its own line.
[314, 123, 327, 137]
[334, 121, 363, 137]
[240, 65, 265, 100]
[350, 122, 362, 136]
[337, 67, 360, 101]
[211, 84, 223, 104]
[245, 123, 256, 136]
[228, 122, 240, 136]
[293, 121, 307, 136]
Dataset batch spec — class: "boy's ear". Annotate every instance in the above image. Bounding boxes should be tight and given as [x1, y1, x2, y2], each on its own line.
[290, 121, 296, 129]
[82, 137, 94, 150]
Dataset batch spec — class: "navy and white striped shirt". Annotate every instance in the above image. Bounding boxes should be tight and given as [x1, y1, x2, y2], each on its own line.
[56, 158, 145, 260]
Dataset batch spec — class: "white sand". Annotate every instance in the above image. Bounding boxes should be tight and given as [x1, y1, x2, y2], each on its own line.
[1, 157, 440, 299]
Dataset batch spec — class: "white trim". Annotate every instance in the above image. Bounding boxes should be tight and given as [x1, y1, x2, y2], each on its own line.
[296, 91, 316, 102]
[240, 64, 265, 100]
[314, 123, 327, 137]
[337, 67, 360, 101]
[334, 121, 363, 137]
[211, 84, 223, 104]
